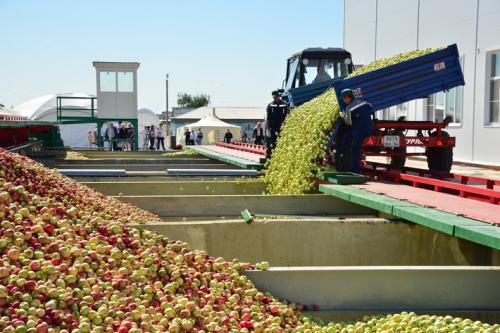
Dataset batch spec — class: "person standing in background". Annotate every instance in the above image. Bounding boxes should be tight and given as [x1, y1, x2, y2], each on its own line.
[184, 128, 191, 146]
[119, 123, 127, 151]
[87, 131, 96, 148]
[252, 122, 264, 145]
[156, 123, 166, 150]
[141, 126, 150, 150]
[93, 130, 99, 149]
[105, 122, 118, 151]
[127, 123, 135, 151]
[196, 128, 203, 145]
[149, 125, 156, 150]
[241, 131, 248, 143]
[189, 130, 196, 145]
[224, 129, 233, 143]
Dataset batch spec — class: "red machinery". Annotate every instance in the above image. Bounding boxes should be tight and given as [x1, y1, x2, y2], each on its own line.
[361, 116, 455, 172]
[0, 121, 63, 149]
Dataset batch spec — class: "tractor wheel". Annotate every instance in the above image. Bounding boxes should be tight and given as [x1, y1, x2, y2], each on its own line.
[427, 131, 453, 173]
[387, 146, 407, 170]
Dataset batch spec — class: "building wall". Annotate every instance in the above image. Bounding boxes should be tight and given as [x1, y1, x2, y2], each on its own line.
[344, 0, 500, 165]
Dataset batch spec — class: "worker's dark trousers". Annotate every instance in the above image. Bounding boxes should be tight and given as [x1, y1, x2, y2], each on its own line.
[335, 128, 371, 174]
[335, 130, 352, 163]
[266, 130, 279, 158]
[351, 126, 372, 173]
[157, 137, 165, 150]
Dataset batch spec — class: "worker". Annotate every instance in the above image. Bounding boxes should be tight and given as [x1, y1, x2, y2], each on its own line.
[335, 88, 374, 174]
[266, 90, 289, 158]
[224, 129, 233, 143]
[312, 61, 332, 84]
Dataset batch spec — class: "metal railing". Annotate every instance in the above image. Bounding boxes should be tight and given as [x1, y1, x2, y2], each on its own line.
[56, 96, 97, 123]
[6, 140, 43, 156]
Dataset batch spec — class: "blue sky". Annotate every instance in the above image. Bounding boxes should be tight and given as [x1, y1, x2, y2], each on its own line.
[0, 0, 343, 112]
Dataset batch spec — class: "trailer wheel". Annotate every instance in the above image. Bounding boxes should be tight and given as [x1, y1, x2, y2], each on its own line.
[387, 147, 406, 169]
[427, 131, 453, 173]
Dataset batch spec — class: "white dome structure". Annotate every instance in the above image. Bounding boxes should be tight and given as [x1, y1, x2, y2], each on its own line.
[13, 94, 161, 148]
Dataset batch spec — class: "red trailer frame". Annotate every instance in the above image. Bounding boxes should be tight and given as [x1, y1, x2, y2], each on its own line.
[364, 118, 454, 151]
[358, 116, 455, 172]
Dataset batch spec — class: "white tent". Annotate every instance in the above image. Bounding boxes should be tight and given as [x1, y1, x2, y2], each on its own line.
[176, 114, 241, 145]
[13, 94, 160, 148]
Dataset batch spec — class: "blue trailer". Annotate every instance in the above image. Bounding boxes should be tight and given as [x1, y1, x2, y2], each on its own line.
[333, 44, 464, 112]
[329, 44, 465, 173]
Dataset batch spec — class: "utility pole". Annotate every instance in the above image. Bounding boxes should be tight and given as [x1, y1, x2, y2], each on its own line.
[165, 74, 170, 148]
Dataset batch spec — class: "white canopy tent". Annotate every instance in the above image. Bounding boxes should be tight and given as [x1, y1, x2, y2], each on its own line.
[176, 114, 241, 145]
[13, 94, 160, 148]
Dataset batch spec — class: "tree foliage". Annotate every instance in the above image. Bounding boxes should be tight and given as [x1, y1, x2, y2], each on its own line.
[177, 93, 211, 108]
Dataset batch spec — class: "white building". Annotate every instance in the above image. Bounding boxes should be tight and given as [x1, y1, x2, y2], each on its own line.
[344, 0, 500, 165]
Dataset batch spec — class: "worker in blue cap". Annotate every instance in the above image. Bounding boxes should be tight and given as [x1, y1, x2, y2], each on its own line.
[335, 88, 374, 173]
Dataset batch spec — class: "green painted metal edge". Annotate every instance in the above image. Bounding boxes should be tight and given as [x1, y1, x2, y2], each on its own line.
[319, 183, 500, 249]
[318, 184, 351, 201]
[392, 206, 457, 235]
[325, 172, 368, 185]
[319, 185, 417, 215]
[190, 147, 263, 170]
[454, 225, 500, 250]
[346, 190, 418, 215]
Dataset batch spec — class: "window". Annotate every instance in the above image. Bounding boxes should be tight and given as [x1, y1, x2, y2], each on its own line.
[285, 58, 300, 90]
[302, 59, 350, 85]
[489, 52, 500, 123]
[382, 103, 408, 120]
[427, 86, 463, 124]
[427, 56, 464, 124]
[99, 72, 116, 92]
[117, 72, 134, 92]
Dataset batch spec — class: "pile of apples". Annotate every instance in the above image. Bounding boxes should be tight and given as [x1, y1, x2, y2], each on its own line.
[264, 48, 438, 195]
[0, 149, 310, 332]
[0, 149, 497, 333]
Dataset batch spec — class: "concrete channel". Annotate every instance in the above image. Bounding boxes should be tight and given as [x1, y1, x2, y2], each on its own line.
[131, 218, 500, 266]
[55, 151, 500, 322]
[245, 266, 500, 323]
[116, 194, 374, 217]
[83, 181, 267, 195]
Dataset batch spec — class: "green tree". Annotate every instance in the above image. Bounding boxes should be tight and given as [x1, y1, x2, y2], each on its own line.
[177, 93, 210, 107]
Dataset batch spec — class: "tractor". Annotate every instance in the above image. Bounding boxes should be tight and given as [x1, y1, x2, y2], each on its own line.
[278, 44, 463, 173]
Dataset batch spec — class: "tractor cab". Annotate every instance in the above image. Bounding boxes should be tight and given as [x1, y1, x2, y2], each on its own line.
[282, 48, 354, 106]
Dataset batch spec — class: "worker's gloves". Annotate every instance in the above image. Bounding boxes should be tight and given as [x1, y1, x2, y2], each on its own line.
[339, 111, 346, 118]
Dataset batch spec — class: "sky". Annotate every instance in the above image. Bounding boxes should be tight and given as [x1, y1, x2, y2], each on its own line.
[0, 0, 344, 112]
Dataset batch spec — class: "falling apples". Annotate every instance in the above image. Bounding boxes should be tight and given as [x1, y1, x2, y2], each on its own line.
[264, 48, 440, 195]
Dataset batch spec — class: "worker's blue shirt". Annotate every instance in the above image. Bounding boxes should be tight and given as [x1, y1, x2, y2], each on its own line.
[346, 98, 374, 134]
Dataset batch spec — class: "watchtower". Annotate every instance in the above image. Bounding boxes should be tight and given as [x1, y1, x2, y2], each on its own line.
[93, 61, 140, 150]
